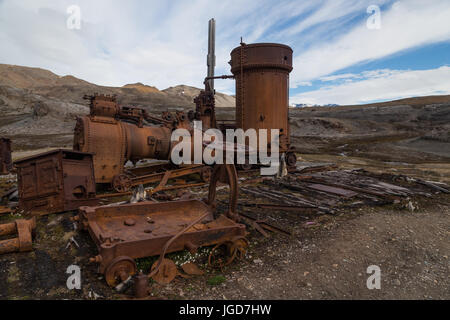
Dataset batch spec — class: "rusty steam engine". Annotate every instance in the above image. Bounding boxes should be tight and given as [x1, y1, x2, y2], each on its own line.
[73, 94, 187, 184]
[73, 41, 296, 184]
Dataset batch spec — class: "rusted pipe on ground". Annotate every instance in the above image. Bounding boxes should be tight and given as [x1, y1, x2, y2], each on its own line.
[0, 221, 17, 236]
[0, 218, 36, 255]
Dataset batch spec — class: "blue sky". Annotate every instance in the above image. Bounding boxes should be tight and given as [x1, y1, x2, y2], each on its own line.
[0, 0, 449, 105]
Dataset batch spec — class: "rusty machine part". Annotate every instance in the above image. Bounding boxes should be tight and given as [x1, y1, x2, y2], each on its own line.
[207, 164, 239, 221]
[194, 31, 298, 169]
[0, 138, 12, 175]
[15, 149, 99, 215]
[181, 262, 204, 275]
[150, 258, 178, 284]
[74, 94, 191, 184]
[77, 164, 246, 287]
[0, 217, 36, 255]
[112, 164, 211, 193]
[134, 272, 149, 298]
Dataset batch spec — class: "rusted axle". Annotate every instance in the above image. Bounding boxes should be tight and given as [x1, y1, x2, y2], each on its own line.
[0, 217, 36, 255]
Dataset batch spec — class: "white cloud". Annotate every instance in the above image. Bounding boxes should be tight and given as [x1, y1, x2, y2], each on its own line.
[0, 0, 319, 90]
[291, 66, 450, 105]
[319, 73, 359, 82]
[291, 0, 450, 87]
[298, 81, 313, 86]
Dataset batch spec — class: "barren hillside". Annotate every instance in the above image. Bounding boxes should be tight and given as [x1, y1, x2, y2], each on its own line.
[0, 64, 235, 150]
[288, 97, 450, 163]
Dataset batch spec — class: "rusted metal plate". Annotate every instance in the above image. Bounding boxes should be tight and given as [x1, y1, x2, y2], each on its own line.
[306, 184, 358, 198]
[15, 149, 99, 214]
[181, 262, 204, 275]
[0, 206, 12, 215]
[0, 138, 12, 175]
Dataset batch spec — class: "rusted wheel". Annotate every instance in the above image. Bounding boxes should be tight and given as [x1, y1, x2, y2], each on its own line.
[285, 152, 297, 167]
[150, 258, 177, 284]
[208, 242, 231, 269]
[104, 256, 137, 287]
[112, 174, 132, 193]
[200, 167, 211, 182]
[208, 237, 248, 269]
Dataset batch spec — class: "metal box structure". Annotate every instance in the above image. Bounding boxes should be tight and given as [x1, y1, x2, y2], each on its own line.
[230, 43, 293, 153]
[15, 149, 99, 214]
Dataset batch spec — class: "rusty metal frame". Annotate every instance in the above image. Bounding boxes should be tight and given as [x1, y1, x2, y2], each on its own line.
[112, 164, 210, 193]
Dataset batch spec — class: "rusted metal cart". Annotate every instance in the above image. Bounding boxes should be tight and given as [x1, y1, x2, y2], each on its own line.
[76, 164, 247, 287]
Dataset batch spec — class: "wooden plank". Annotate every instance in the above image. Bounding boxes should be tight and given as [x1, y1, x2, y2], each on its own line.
[306, 184, 358, 198]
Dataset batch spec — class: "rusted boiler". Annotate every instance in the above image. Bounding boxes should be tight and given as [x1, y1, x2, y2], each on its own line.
[74, 94, 177, 184]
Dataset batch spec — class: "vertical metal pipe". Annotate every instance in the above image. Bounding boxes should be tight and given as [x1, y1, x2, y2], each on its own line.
[207, 18, 216, 91]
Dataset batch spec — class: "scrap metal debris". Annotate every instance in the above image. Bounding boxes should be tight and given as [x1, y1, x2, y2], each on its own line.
[181, 262, 204, 276]
[0, 206, 12, 215]
[239, 167, 449, 218]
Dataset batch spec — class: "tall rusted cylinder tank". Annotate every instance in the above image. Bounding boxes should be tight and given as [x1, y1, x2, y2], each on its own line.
[230, 43, 293, 152]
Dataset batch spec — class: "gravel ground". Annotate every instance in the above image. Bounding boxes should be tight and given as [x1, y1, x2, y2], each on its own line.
[0, 171, 448, 300]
